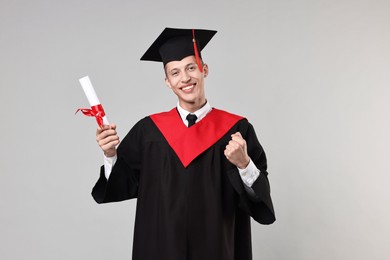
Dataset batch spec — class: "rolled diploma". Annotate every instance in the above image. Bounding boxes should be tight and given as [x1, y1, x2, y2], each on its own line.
[79, 76, 109, 125]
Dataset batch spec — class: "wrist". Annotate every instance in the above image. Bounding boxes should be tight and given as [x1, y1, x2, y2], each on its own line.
[237, 157, 250, 169]
[104, 149, 117, 158]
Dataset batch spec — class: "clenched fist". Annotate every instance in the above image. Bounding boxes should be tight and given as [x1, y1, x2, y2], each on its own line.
[224, 132, 250, 169]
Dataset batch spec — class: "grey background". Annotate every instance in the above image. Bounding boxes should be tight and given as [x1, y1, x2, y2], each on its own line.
[1, 0, 389, 259]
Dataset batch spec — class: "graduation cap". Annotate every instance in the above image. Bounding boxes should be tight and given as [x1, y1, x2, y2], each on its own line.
[140, 27, 217, 72]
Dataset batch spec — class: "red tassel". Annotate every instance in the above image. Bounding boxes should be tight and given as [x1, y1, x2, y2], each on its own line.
[192, 29, 203, 73]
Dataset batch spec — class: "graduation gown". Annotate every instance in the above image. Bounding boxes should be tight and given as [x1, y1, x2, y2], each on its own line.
[92, 108, 275, 260]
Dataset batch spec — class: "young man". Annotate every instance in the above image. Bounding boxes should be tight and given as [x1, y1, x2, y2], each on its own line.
[92, 27, 275, 260]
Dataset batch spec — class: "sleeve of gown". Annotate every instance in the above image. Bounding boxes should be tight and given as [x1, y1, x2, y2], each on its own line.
[91, 120, 143, 204]
[226, 121, 276, 225]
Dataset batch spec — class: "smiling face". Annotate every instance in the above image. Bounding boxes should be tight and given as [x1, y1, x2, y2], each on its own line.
[165, 55, 208, 112]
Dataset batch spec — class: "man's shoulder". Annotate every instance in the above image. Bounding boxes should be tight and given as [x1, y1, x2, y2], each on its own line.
[149, 107, 177, 120]
[210, 108, 249, 127]
[130, 108, 179, 134]
[211, 108, 259, 136]
[211, 107, 245, 120]
[132, 108, 175, 124]
[128, 115, 155, 133]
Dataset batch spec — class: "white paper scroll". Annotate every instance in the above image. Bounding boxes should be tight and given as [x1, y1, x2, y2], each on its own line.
[79, 76, 109, 125]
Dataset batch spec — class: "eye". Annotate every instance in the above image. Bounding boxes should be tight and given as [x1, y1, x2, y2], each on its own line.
[171, 70, 179, 77]
[187, 65, 196, 71]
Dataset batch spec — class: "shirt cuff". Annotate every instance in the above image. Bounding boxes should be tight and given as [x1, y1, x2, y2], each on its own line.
[103, 154, 117, 180]
[237, 159, 260, 188]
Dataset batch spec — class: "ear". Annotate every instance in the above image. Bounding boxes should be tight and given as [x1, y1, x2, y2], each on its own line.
[203, 64, 209, 78]
[165, 77, 172, 89]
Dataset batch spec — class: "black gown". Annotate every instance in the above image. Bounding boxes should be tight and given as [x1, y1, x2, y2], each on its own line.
[92, 108, 275, 260]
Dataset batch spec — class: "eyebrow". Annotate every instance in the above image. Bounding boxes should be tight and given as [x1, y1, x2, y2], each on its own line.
[167, 62, 197, 73]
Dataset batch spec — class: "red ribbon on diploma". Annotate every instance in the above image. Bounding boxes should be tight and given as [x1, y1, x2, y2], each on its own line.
[76, 104, 106, 126]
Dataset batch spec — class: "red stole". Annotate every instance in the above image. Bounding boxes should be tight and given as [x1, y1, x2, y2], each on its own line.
[150, 108, 244, 168]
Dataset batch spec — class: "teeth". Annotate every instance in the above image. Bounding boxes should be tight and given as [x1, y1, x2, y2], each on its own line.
[183, 85, 194, 90]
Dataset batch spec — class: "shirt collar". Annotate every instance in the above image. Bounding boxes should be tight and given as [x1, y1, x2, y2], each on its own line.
[176, 101, 212, 127]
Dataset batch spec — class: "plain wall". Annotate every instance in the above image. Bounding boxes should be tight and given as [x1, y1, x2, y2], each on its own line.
[1, 0, 389, 259]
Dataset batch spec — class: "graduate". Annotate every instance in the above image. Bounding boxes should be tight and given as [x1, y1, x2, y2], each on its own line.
[92, 27, 275, 260]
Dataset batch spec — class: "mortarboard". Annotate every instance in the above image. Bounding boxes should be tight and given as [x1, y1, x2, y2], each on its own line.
[140, 27, 217, 72]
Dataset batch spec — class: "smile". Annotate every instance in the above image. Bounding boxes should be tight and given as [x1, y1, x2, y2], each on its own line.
[181, 83, 196, 92]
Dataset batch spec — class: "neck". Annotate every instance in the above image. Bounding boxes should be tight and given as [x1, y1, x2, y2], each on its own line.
[180, 98, 207, 113]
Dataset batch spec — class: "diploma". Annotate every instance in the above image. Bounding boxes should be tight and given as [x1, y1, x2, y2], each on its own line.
[76, 76, 109, 126]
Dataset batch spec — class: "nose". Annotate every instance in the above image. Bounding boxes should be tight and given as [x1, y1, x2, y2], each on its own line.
[181, 71, 191, 83]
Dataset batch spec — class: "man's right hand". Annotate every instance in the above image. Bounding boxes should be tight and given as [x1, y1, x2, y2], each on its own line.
[96, 124, 120, 157]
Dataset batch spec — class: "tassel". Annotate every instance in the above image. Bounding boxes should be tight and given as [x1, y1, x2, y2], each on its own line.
[192, 29, 203, 73]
